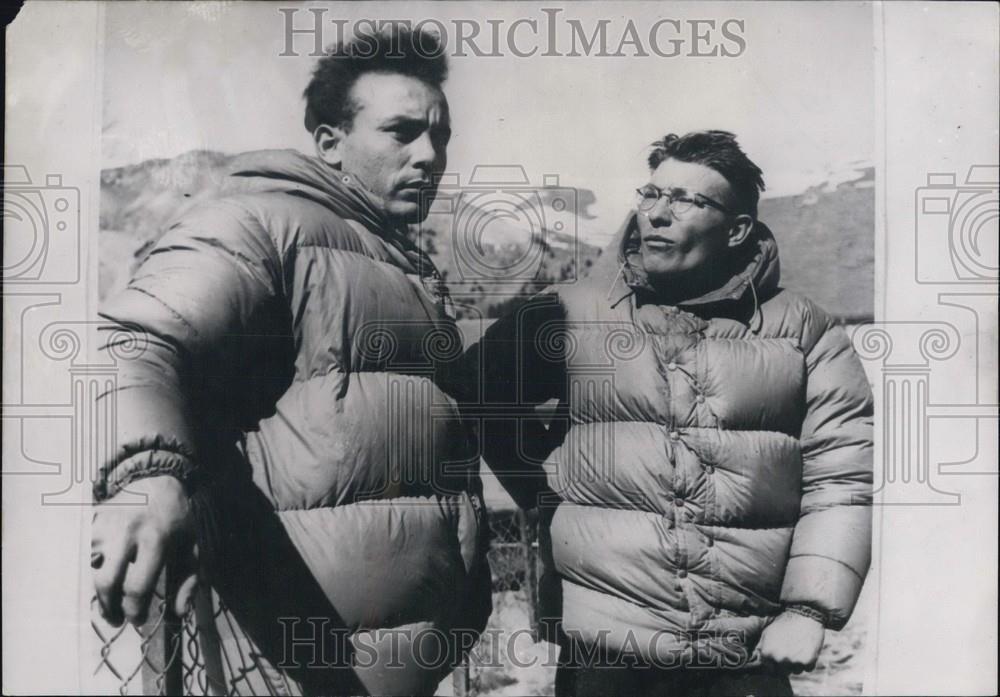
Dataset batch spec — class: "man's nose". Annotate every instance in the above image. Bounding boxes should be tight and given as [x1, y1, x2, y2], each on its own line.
[646, 197, 673, 225]
[409, 132, 442, 170]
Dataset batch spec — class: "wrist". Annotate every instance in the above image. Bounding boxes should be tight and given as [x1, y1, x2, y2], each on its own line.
[95, 448, 197, 502]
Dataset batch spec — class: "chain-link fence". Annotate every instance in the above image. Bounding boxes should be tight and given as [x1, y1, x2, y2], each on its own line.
[89, 508, 865, 696]
[91, 509, 542, 697]
[452, 509, 542, 697]
[91, 582, 211, 695]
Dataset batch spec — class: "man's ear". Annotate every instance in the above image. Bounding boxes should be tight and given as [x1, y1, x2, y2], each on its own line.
[727, 214, 755, 248]
[313, 124, 348, 167]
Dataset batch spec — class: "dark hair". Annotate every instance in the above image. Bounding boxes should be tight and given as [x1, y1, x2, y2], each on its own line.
[647, 131, 765, 217]
[303, 26, 448, 133]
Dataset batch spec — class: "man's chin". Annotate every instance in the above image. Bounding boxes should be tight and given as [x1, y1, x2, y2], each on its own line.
[640, 247, 680, 276]
[385, 197, 435, 225]
[384, 201, 422, 225]
[641, 258, 694, 286]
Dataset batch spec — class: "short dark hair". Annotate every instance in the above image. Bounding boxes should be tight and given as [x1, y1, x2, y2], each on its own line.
[647, 131, 765, 218]
[303, 26, 448, 133]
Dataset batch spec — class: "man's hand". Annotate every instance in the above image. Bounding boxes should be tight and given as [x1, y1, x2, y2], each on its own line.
[92, 476, 198, 627]
[756, 609, 826, 674]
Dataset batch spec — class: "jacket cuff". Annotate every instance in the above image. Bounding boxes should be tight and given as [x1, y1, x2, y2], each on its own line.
[780, 554, 866, 631]
[94, 448, 198, 502]
[782, 603, 830, 627]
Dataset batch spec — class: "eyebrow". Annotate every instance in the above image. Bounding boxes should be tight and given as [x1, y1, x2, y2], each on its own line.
[644, 184, 691, 197]
[380, 116, 451, 137]
[380, 116, 426, 129]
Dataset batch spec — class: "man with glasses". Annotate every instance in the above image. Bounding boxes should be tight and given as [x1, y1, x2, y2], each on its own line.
[467, 131, 873, 696]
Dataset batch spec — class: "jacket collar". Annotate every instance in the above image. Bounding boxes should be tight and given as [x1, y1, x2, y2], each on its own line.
[602, 210, 781, 318]
[225, 149, 442, 283]
[226, 149, 395, 234]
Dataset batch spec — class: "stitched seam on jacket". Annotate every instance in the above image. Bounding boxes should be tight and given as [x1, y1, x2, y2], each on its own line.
[696, 524, 795, 531]
[222, 198, 287, 283]
[560, 575, 664, 613]
[555, 499, 672, 517]
[694, 336, 803, 343]
[188, 233, 278, 293]
[554, 500, 798, 529]
[295, 360, 346, 384]
[294, 365, 455, 383]
[787, 553, 865, 582]
[128, 286, 200, 342]
[273, 492, 467, 513]
[561, 420, 801, 439]
[95, 382, 183, 400]
[798, 501, 872, 513]
[291, 245, 425, 284]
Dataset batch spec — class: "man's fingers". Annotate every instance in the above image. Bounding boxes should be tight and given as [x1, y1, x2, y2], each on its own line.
[758, 647, 796, 675]
[765, 654, 808, 674]
[93, 535, 134, 627]
[173, 573, 199, 617]
[169, 540, 199, 616]
[750, 650, 781, 676]
[121, 539, 166, 626]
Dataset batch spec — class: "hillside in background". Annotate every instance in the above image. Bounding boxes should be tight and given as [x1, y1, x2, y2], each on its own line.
[100, 150, 236, 302]
[760, 165, 875, 320]
[98, 151, 602, 317]
[100, 151, 873, 319]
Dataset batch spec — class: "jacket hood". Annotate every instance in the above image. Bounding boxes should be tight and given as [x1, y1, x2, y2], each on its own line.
[225, 149, 396, 236]
[601, 210, 781, 326]
[225, 150, 446, 290]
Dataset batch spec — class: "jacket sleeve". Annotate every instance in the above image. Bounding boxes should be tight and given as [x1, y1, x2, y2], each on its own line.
[780, 309, 874, 630]
[94, 199, 283, 502]
[459, 294, 568, 510]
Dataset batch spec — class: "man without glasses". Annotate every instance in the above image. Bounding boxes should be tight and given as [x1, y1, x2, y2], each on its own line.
[469, 130, 873, 696]
[91, 28, 490, 696]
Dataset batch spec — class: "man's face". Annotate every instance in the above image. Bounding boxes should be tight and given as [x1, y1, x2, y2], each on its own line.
[328, 72, 450, 223]
[635, 158, 740, 282]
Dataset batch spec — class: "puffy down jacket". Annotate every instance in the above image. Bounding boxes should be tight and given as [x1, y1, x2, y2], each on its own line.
[96, 150, 490, 695]
[472, 212, 873, 665]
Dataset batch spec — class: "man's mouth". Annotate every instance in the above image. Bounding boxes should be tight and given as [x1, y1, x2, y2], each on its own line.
[396, 180, 434, 200]
[399, 178, 432, 189]
[642, 235, 675, 249]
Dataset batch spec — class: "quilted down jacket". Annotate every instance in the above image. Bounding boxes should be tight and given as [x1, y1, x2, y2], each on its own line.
[471, 212, 873, 666]
[96, 150, 491, 695]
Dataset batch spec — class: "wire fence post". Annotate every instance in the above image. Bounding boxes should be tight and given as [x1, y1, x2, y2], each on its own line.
[453, 660, 472, 697]
[517, 509, 540, 642]
[192, 587, 227, 696]
[139, 569, 183, 696]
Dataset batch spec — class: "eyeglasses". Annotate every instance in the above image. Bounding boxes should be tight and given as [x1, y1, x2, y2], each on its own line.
[635, 184, 733, 217]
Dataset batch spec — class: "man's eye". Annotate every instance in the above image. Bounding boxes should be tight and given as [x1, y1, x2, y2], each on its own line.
[391, 128, 418, 143]
[386, 124, 422, 143]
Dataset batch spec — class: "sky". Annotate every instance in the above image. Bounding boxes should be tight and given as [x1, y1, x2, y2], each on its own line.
[102, 1, 875, 244]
